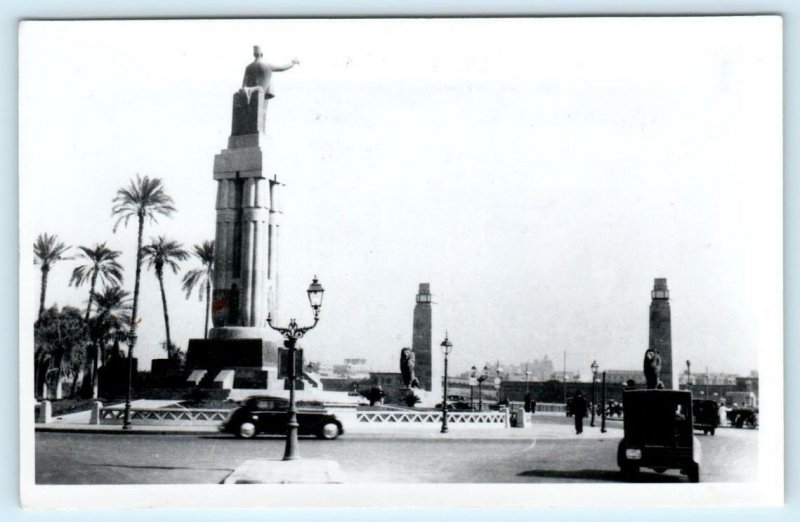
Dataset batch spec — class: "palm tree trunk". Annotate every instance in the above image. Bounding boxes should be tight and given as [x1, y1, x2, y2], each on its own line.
[38, 266, 49, 320]
[92, 341, 100, 399]
[156, 269, 172, 358]
[204, 280, 210, 339]
[124, 213, 145, 425]
[80, 271, 99, 398]
[85, 271, 98, 323]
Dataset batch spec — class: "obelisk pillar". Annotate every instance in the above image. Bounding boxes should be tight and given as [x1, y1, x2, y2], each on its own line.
[649, 278, 673, 389]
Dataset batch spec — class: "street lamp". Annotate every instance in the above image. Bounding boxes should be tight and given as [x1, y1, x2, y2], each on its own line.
[266, 276, 324, 461]
[686, 360, 692, 390]
[440, 333, 453, 434]
[494, 364, 503, 404]
[122, 330, 138, 430]
[590, 360, 599, 427]
[469, 366, 477, 409]
[601, 370, 607, 433]
[477, 365, 489, 410]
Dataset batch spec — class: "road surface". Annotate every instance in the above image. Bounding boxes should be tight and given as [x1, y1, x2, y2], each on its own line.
[35, 425, 757, 484]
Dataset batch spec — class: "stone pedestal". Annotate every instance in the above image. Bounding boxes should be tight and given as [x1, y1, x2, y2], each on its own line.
[186, 330, 280, 391]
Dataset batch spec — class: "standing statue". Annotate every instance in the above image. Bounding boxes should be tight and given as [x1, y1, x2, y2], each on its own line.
[643, 347, 663, 389]
[241, 45, 299, 100]
[400, 347, 417, 388]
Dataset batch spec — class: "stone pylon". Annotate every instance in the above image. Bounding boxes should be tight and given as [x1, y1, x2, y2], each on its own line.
[649, 278, 673, 389]
[412, 283, 436, 392]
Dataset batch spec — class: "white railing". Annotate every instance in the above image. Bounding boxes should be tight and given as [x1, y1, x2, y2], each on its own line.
[533, 402, 566, 414]
[99, 407, 229, 423]
[356, 410, 507, 424]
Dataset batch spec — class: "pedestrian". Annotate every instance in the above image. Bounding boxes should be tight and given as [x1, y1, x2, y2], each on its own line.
[572, 390, 588, 435]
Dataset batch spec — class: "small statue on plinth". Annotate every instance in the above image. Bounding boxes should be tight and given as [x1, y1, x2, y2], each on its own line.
[400, 347, 418, 388]
[643, 347, 663, 389]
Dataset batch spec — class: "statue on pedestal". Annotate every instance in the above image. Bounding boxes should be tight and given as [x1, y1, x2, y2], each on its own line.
[643, 347, 664, 389]
[232, 46, 299, 136]
[400, 347, 419, 388]
[240, 45, 299, 100]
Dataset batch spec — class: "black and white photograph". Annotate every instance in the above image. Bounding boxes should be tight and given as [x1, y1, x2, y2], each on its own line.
[19, 17, 782, 508]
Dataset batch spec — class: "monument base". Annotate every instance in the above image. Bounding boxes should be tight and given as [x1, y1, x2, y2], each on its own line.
[185, 328, 280, 391]
[223, 459, 345, 484]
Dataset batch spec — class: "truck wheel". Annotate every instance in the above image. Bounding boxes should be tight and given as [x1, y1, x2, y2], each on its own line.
[237, 422, 257, 439]
[688, 462, 700, 483]
[318, 422, 341, 440]
[710, 427, 716, 436]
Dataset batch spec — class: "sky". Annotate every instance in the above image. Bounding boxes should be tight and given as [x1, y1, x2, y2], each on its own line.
[19, 17, 782, 379]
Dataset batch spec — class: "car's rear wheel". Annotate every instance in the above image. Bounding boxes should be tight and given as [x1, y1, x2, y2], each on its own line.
[237, 422, 257, 439]
[710, 427, 716, 436]
[688, 462, 700, 483]
[318, 422, 341, 440]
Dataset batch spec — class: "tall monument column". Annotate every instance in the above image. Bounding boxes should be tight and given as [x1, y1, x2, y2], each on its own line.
[210, 46, 297, 331]
[649, 278, 673, 389]
[185, 47, 298, 393]
[412, 283, 435, 392]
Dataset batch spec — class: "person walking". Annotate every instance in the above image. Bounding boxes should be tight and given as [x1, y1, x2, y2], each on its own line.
[572, 390, 588, 435]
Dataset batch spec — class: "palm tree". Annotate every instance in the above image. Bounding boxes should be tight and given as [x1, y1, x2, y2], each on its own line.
[34, 306, 87, 399]
[88, 285, 131, 398]
[69, 243, 124, 323]
[181, 240, 214, 339]
[112, 174, 175, 426]
[33, 233, 70, 320]
[142, 236, 188, 359]
[70, 243, 124, 396]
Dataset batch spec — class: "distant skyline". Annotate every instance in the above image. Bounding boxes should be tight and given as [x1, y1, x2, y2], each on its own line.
[20, 18, 781, 377]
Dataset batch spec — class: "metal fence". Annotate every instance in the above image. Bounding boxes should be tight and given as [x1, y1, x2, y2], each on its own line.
[356, 410, 507, 424]
[99, 407, 229, 423]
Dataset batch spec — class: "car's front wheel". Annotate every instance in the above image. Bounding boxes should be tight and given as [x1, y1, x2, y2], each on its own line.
[237, 422, 257, 439]
[318, 422, 341, 440]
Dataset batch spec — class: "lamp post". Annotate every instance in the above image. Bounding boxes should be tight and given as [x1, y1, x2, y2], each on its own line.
[477, 365, 489, 410]
[121, 330, 138, 430]
[601, 370, 607, 433]
[440, 333, 453, 433]
[494, 363, 503, 404]
[686, 360, 692, 390]
[469, 366, 477, 409]
[590, 360, 598, 427]
[266, 276, 324, 461]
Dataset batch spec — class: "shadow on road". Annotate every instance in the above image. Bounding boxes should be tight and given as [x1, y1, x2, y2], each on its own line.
[517, 469, 685, 483]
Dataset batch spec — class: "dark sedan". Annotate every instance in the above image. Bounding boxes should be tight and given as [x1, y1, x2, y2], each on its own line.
[218, 396, 344, 440]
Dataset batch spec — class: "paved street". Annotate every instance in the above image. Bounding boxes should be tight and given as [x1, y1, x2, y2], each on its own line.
[35, 422, 758, 484]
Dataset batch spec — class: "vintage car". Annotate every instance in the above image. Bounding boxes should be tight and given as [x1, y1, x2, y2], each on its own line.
[728, 407, 759, 429]
[617, 390, 702, 482]
[435, 395, 473, 410]
[692, 398, 720, 436]
[218, 396, 344, 440]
